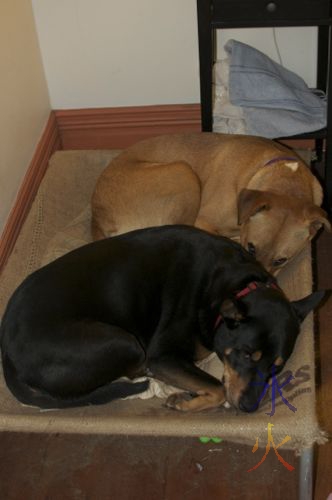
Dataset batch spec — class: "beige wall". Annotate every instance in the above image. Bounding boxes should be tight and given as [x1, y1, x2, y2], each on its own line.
[32, 0, 200, 108]
[0, 0, 51, 235]
[31, 0, 317, 109]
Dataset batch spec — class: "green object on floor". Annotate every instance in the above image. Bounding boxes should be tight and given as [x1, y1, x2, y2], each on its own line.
[199, 437, 223, 444]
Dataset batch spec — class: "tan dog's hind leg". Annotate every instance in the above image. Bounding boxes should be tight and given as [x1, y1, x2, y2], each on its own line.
[91, 160, 201, 239]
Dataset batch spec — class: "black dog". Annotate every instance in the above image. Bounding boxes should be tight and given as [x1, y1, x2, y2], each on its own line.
[0, 225, 324, 412]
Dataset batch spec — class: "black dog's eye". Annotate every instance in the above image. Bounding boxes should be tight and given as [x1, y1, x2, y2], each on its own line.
[272, 257, 287, 268]
[242, 349, 262, 362]
[247, 242, 256, 256]
[224, 317, 241, 330]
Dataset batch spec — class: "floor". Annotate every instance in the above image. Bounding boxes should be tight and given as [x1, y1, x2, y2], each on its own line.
[0, 231, 331, 500]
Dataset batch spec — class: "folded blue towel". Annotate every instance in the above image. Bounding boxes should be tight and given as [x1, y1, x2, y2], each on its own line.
[224, 39, 326, 137]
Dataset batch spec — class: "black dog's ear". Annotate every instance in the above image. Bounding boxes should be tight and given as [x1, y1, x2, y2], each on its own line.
[291, 290, 327, 323]
[220, 299, 245, 329]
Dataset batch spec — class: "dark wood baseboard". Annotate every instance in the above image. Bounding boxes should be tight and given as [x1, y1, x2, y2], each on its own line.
[55, 104, 202, 149]
[0, 104, 201, 272]
[0, 112, 61, 273]
[54, 104, 314, 151]
[280, 138, 316, 150]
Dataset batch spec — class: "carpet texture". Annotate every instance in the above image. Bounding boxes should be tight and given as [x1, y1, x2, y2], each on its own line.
[0, 149, 327, 451]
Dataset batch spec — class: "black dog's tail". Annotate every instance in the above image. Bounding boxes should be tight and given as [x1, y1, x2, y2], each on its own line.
[2, 355, 149, 409]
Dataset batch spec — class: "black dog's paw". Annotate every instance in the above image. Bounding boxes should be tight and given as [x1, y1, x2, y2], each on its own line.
[165, 386, 227, 411]
[165, 392, 196, 411]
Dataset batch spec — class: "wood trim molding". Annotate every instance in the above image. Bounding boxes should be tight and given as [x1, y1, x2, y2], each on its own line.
[280, 139, 316, 150]
[55, 102, 313, 151]
[0, 104, 200, 273]
[0, 111, 61, 273]
[55, 104, 201, 149]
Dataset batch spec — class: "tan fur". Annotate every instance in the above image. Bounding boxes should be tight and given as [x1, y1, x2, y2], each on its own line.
[91, 133, 330, 273]
[223, 359, 249, 408]
[165, 386, 226, 411]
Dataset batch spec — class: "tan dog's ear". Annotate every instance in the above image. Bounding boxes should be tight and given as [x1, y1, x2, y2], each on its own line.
[238, 189, 270, 225]
[305, 205, 331, 235]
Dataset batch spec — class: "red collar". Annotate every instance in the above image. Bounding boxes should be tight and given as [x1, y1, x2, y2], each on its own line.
[213, 281, 279, 330]
[235, 280, 279, 298]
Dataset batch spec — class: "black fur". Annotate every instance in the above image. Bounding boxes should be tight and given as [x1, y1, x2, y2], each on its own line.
[0, 225, 324, 411]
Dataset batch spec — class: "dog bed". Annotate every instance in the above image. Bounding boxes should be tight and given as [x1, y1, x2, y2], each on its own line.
[0, 149, 327, 452]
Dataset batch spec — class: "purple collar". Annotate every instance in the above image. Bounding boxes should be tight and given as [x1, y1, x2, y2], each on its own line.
[264, 156, 298, 167]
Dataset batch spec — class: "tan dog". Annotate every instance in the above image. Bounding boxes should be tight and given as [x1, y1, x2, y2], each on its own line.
[91, 133, 330, 273]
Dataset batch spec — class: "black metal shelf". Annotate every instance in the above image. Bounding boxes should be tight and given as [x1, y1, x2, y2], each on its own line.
[211, 19, 332, 28]
[196, 0, 332, 210]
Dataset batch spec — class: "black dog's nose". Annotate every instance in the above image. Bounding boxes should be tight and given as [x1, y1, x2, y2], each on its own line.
[238, 397, 258, 413]
[238, 401, 251, 413]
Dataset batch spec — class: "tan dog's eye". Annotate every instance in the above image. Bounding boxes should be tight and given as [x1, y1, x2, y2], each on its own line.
[247, 242, 256, 256]
[272, 257, 287, 268]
